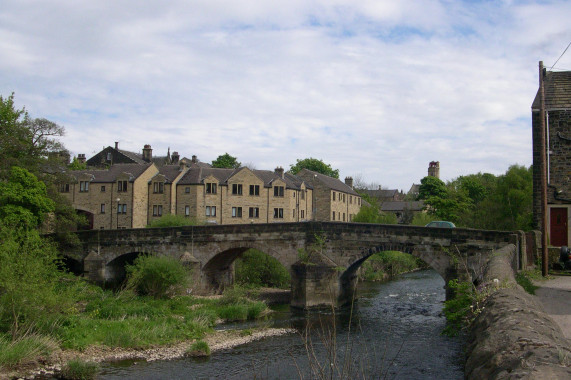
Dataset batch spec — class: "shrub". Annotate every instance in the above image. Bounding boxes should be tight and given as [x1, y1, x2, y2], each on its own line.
[187, 340, 210, 357]
[515, 271, 539, 295]
[234, 249, 290, 288]
[0, 333, 58, 369]
[125, 255, 189, 298]
[61, 359, 100, 380]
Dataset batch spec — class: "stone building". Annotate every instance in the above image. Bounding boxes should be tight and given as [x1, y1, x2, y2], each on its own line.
[532, 70, 571, 247]
[175, 166, 312, 224]
[296, 169, 362, 222]
[60, 163, 159, 229]
[361, 188, 403, 204]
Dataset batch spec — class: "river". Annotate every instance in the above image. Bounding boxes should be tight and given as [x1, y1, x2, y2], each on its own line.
[98, 269, 464, 379]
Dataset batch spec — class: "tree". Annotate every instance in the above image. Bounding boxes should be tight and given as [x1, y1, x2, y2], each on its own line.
[417, 176, 447, 200]
[211, 153, 241, 169]
[0, 167, 55, 229]
[289, 158, 339, 179]
[353, 204, 398, 224]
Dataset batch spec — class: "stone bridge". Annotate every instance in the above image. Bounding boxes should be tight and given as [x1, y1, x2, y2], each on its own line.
[61, 222, 535, 308]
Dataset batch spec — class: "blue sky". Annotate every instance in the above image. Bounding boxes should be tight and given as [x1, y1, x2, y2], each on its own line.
[1, 0, 570, 190]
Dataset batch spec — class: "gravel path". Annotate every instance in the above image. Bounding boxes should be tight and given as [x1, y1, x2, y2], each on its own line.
[534, 274, 571, 339]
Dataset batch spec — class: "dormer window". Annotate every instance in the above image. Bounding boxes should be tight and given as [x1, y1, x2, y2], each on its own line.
[153, 182, 164, 194]
[80, 181, 89, 192]
[206, 183, 217, 194]
[273, 186, 284, 197]
[117, 180, 128, 192]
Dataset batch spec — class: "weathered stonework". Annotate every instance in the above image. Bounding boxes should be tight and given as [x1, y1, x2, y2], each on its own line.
[61, 222, 530, 306]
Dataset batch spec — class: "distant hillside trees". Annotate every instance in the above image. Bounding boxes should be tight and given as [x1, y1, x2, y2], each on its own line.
[417, 165, 533, 231]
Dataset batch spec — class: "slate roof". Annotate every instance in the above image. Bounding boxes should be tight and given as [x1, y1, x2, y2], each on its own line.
[380, 201, 425, 212]
[532, 71, 571, 110]
[152, 165, 186, 183]
[298, 169, 359, 196]
[70, 163, 154, 183]
[117, 149, 146, 164]
[362, 189, 400, 200]
[177, 167, 310, 190]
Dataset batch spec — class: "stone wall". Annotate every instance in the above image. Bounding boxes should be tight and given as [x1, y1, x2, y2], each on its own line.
[465, 244, 571, 379]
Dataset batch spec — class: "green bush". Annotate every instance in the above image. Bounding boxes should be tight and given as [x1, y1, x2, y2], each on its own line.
[61, 359, 100, 380]
[359, 251, 422, 281]
[234, 249, 290, 288]
[187, 340, 210, 357]
[125, 255, 189, 298]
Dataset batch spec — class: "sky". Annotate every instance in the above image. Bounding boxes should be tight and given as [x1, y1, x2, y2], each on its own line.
[2, 0, 570, 191]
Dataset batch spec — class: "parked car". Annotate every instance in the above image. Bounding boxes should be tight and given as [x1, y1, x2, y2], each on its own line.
[425, 221, 456, 228]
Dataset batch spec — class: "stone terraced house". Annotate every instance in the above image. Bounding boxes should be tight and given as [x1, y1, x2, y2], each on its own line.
[61, 144, 362, 228]
[532, 70, 571, 247]
[296, 169, 362, 222]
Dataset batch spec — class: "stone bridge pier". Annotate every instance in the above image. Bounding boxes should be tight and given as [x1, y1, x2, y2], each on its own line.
[60, 223, 535, 309]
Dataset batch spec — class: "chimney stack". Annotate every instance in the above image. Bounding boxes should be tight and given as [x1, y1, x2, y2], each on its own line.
[171, 151, 180, 164]
[77, 154, 86, 164]
[142, 144, 153, 162]
[192, 155, 197, 163]
[275, 166, 284, 179]
[115, 142, 119, 149]
[345, 176, 354, 188]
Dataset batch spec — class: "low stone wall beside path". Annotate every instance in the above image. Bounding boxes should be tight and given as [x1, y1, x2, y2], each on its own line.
[465, 244, 571, 379]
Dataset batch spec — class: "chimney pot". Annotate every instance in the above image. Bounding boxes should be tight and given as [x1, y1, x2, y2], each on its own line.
[142, 144, 153, 162]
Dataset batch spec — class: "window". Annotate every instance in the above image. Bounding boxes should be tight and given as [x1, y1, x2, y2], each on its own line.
[101, 185, 106, 192]
[118, 204, 127, 214]
[117, 180, 128, 192]
[185, 206, 190, 216]
[332, 191, 335, 201]
[153, 182, 164, 194]
[339, 193, 342, 201]
[79, 181, 89, 192]
[301, 210, 305, 218]
[152, 205, 163, 216]
[293, 192, 295, 198]
[301, 191, 305, 200]
[293, 209, 295, 218]
[185, 187, 190, 193]
[358, 198, 361, 205]
[350, 195, 352, 204]
[232, 207, 242, 218]
[273, 186, 284, 197]
[106, 152, 112, 161]
[273, 208, 283, 219]
[206, 183, 217, 194]
[232, 184, 243, 195]
[249, 207, 259, 218]
[343, 213, 346, 221]
[332, 211, 335, 221]
[343, 194, 346, 202]
[206, 206, 217, 217]
[249, 185, 260, 196]
[100, 204, 105, 214]
[59, 184, 70, 193]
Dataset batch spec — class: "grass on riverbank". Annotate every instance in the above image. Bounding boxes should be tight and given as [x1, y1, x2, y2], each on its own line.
[0, 277, 268, 370]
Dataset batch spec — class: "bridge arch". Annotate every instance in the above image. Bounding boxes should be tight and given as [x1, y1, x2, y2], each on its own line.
[337, 242, 452, 306]
[105, 251, 145, 287]
[202, 243, 290, 291]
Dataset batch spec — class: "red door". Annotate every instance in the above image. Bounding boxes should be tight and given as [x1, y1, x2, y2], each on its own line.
[550, 207, 568, 247]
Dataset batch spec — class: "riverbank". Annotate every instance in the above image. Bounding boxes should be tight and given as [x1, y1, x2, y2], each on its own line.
[0, 327, 295, 380]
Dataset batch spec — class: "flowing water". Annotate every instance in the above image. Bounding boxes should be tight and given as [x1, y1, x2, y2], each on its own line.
[98, 269, 464, 379]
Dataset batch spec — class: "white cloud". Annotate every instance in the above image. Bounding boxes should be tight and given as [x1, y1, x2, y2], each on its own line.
[1, 0, 570, 189]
